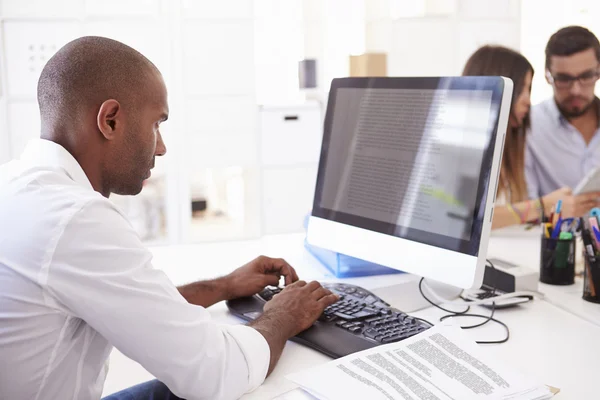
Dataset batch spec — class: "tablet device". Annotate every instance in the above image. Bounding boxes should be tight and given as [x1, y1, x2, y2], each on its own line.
[573, 166, 600, 195]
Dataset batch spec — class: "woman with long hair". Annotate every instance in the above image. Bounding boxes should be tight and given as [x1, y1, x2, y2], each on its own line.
[463, 46, 580, 229]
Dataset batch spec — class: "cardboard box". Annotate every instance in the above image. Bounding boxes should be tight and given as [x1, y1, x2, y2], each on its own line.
[349, 53, 387, 77]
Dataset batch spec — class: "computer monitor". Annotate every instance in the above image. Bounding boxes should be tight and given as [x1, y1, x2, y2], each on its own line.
[306, 77, 512, 289]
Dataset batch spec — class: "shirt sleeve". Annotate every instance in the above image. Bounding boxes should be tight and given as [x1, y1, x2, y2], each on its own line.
[525, 134, 540, 200]
[44, 198, 270, 400]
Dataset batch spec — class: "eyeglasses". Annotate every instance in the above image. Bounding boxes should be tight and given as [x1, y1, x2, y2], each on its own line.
[546, 66, 600, 89]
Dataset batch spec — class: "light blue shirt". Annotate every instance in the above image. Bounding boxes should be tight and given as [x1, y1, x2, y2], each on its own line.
[525, 98, 600, 198]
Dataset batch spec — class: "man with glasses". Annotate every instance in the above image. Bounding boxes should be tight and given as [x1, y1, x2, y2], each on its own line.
[526, 26, 600, 205]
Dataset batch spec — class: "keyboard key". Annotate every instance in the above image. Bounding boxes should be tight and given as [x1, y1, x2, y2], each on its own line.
[363, 329, 379, 339]
[333, 312, 356, 320]
[382, 334, 406, 343]
[318, 314, 335, 323]
[365, 315, 384, 322]
[349, 326, 363, 333]
[350, 310, 376, 319]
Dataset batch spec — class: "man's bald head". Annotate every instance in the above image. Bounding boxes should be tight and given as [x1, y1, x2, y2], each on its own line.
[37, 36, 168, 197]
[38, 36, 159, 128]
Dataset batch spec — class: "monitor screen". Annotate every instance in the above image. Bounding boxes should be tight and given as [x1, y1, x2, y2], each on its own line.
[312, 77, 505, 257]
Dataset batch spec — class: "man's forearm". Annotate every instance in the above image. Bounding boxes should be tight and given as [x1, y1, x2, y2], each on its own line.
[248, 310, 296, 377]
[177, 277, 230, 308]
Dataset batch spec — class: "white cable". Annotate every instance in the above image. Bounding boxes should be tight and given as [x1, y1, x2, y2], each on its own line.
[421, 279, 544, 306]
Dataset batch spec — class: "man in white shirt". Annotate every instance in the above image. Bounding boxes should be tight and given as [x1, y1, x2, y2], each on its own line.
[0, 36, 338, 400]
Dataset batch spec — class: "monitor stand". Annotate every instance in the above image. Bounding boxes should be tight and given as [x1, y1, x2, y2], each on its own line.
[366, 274, 463, 313]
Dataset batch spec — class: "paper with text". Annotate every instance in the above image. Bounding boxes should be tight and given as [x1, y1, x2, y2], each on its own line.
[286, 322, 552, 400]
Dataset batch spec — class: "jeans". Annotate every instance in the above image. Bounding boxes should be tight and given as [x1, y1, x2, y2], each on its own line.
[102, 380, 184, 400]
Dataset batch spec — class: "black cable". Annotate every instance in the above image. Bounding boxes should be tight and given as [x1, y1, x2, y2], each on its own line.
[418, 278, 471, 314]
[412, 316, 434, 327]
[417, 259, 510, 344]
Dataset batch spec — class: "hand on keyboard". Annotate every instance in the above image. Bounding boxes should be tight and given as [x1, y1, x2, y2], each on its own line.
[228, 282, 431, 358]
[263, 280, 339, 335]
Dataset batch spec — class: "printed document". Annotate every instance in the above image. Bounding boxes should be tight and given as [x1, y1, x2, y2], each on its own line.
[286, 322, 553, 400]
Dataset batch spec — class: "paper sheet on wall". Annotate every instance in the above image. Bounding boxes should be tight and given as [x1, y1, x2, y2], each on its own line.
[286, 322, 554, 400]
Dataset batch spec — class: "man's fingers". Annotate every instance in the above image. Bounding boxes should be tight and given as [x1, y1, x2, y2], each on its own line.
[305, 280, 321, 292]
[318, 294, 340, 308]
[280, 263, 297, 286]
[290, 265, 299, 283]
[310, 287, 333, 301]
[290, 280, 307, 288]
[264, 274, 280, 287]
[264, 257, 297, 286]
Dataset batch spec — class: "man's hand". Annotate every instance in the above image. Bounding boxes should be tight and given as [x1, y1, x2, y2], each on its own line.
[263, 280, 339, 334]
[249, 280, 339, 376]
[543, 187, 600, 218]
[224, 255, 299, 300]
[177, 256, 298, 308]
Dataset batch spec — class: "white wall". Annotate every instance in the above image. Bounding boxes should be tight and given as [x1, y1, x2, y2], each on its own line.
[3, 0, 600, 243]
[365, 0, 521, 77]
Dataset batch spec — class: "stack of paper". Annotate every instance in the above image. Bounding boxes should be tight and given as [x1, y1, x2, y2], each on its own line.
[286, 322, 555, 400]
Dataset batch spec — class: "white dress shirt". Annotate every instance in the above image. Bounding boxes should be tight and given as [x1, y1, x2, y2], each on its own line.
[0, 139, 269, 400]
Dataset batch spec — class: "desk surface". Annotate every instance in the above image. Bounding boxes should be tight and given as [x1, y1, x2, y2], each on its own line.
[488, 227, 600, 328]
[103, 233, 600, 399]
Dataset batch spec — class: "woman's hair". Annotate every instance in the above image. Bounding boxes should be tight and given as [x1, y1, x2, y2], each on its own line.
[462, 45, 534, 202]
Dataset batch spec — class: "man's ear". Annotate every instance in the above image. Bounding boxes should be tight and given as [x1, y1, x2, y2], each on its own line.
[97, 99, 122, 140]
[545, 70, 552, 85]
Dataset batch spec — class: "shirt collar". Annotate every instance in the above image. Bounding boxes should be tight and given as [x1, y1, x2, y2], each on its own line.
[20, 138, 94, 191]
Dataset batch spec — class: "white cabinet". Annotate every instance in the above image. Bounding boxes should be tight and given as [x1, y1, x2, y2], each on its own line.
[259, 102, 322, 234]
[3, 20, 81, 99]
[259, 103, 322, 166]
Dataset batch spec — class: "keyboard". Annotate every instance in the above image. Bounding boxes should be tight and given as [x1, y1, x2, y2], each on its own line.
[226, 282, 430, 358]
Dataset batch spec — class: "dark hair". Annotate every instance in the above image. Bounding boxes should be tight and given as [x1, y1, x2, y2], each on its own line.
[462, 45, 533, 119]
[462, 45, 534, 202]
[545, 26, 600, 70]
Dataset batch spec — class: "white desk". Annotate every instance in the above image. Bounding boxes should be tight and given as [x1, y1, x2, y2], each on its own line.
[488, 227, 600, 327]
[103, 233, 600, 399]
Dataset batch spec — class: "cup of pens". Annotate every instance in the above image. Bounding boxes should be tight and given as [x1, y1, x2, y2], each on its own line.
[581, 214, 600, 303]
[540, 201, 576, 285]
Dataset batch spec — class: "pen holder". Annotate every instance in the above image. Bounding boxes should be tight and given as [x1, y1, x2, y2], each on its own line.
[540, 235, 575, 285]
[583, 252, 600, 303]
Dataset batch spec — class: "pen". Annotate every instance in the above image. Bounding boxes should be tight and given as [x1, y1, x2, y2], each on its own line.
[589, 218, 600, 248]
[543, 222, 552, 238]
[581, 224, 597, 260]
[593, 226, 600, 244]
[551, 216, 563, 239]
